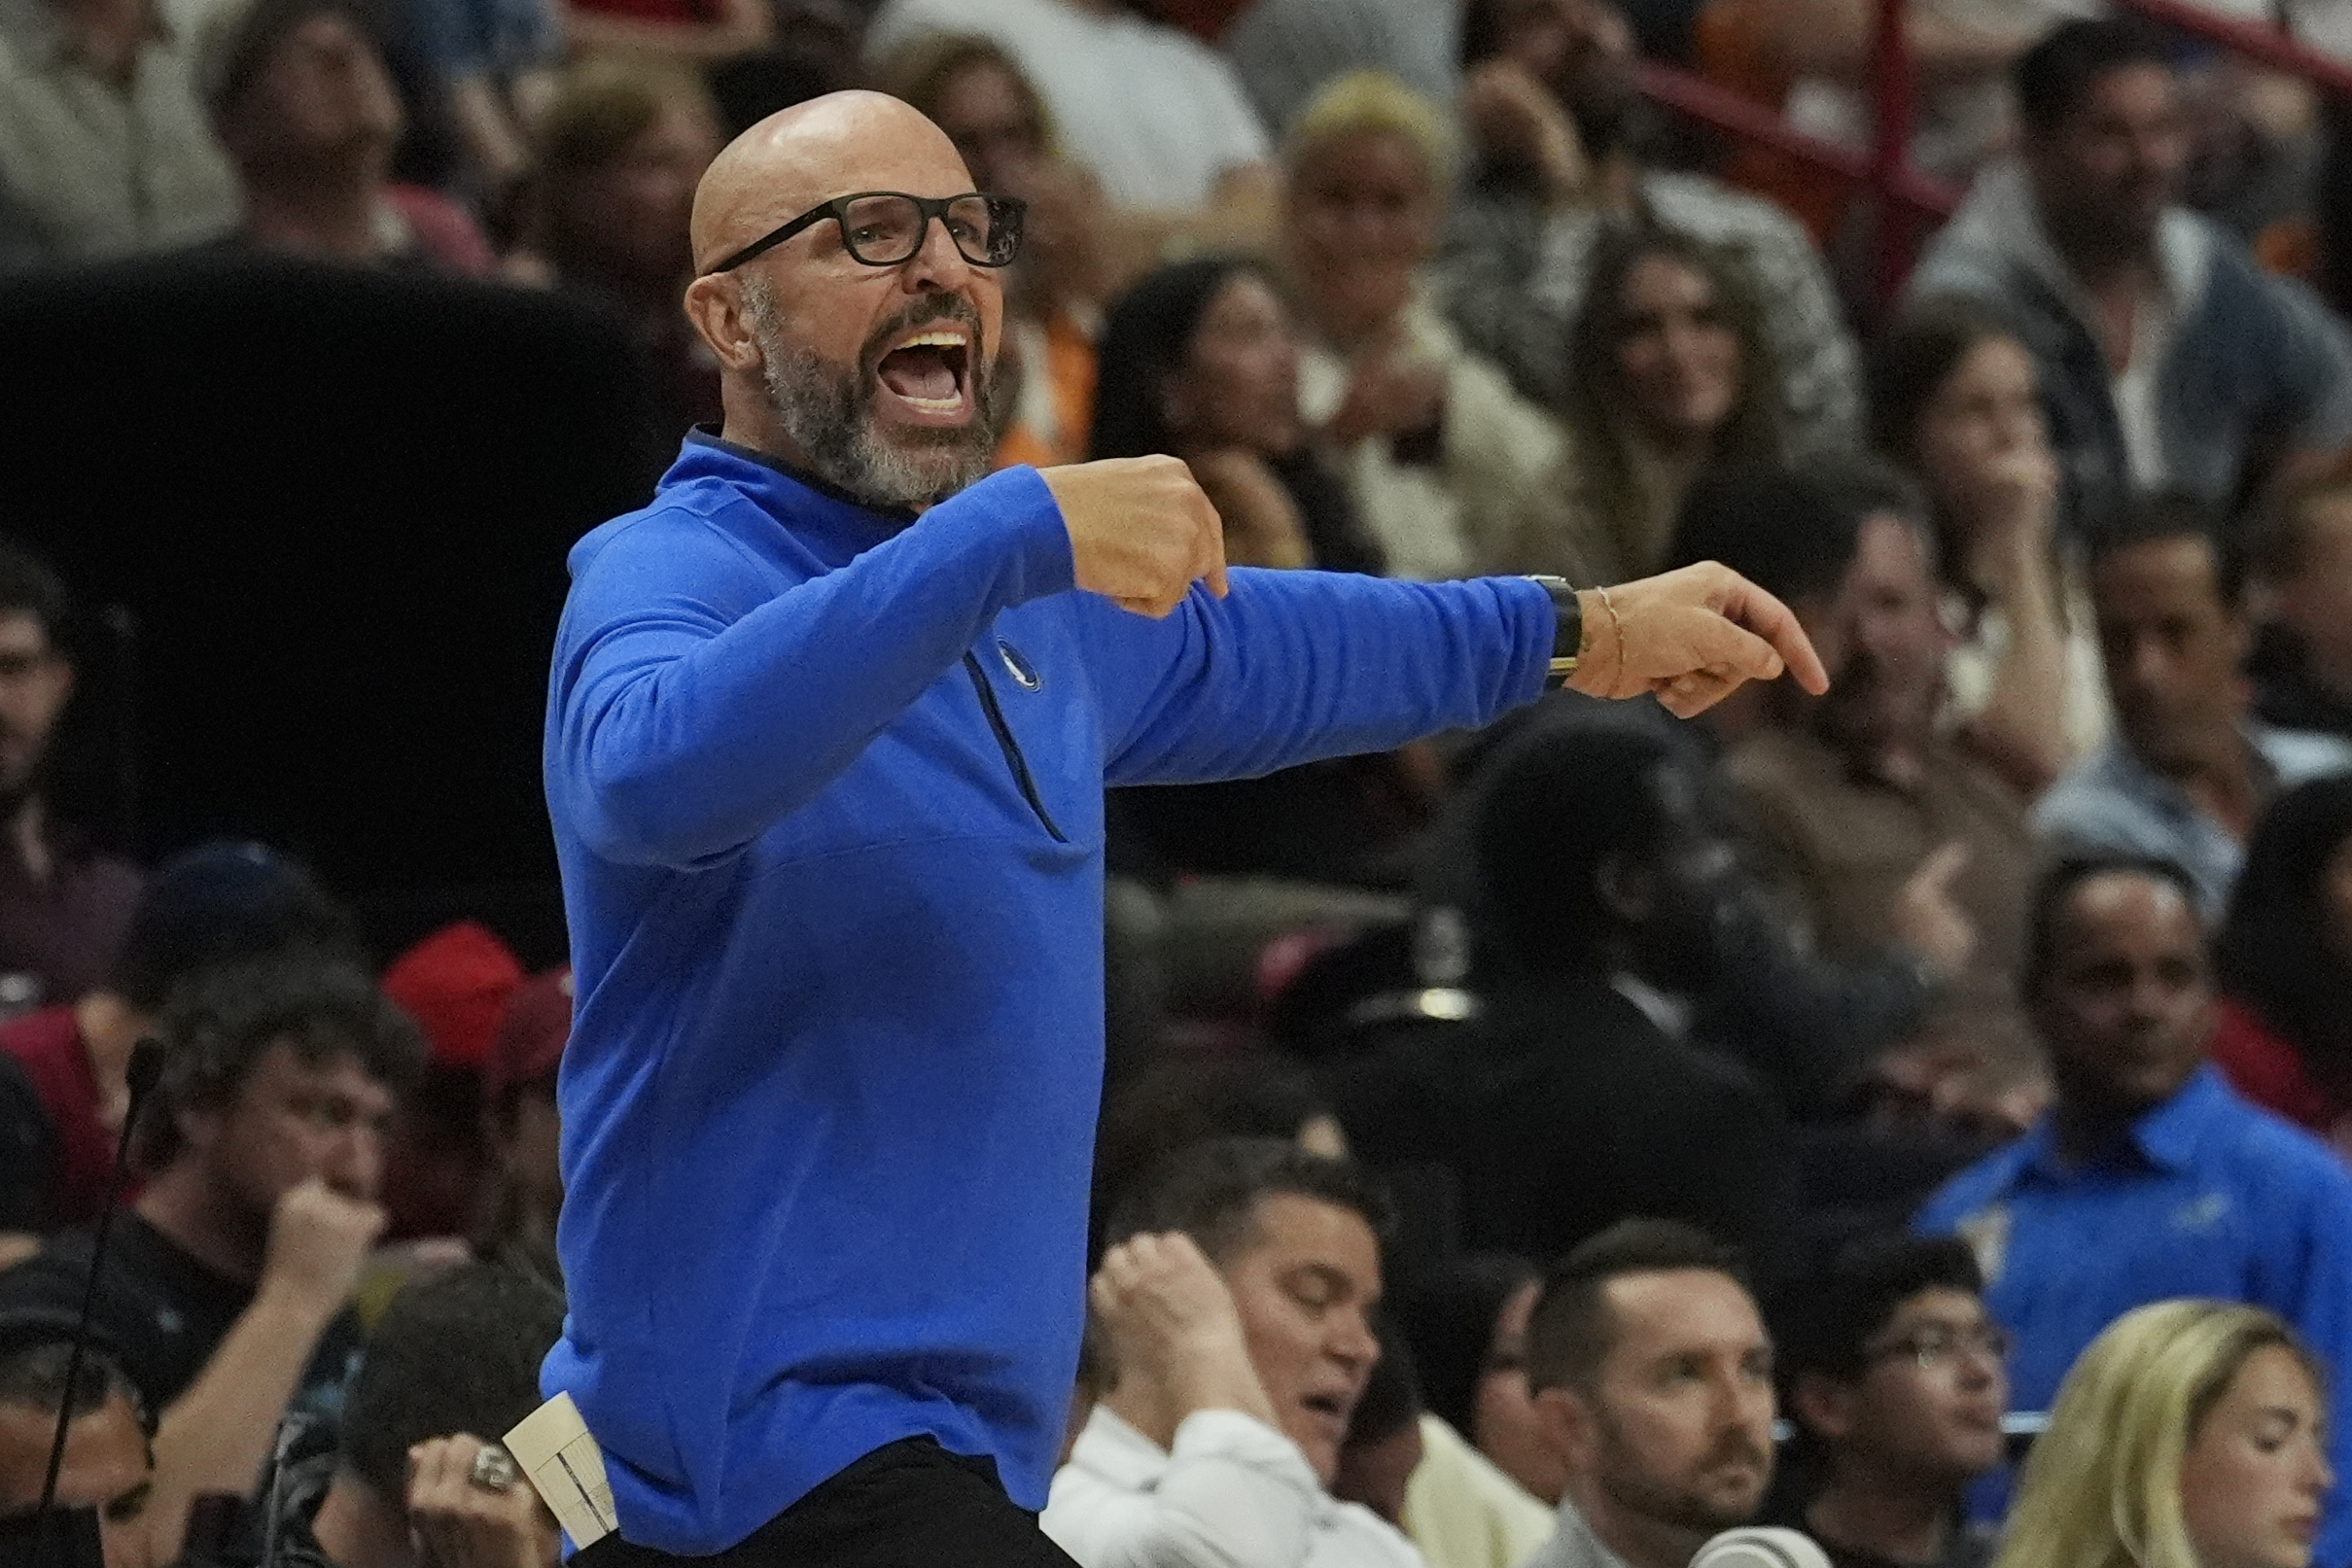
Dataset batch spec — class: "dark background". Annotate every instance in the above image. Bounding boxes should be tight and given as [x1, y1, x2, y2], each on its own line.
[0, 254, 664, 965]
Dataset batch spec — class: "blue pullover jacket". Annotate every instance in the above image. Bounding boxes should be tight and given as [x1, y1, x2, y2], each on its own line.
[542, 433, 1555, 1553]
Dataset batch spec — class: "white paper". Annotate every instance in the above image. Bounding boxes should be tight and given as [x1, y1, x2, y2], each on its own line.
[505, 1392, 619, 1548]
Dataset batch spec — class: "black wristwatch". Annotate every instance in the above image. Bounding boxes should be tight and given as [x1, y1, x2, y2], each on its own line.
[1527, 575, 1582, 687]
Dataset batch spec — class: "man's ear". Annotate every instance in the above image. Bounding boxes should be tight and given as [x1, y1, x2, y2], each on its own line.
[1790, 1370, 1856, 1446]
[684, 274, 764, 372]
[1535, 1383, 1599, 1474]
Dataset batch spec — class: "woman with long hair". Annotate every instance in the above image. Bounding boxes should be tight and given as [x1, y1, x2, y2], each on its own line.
[1872, 293, 2107, 797]
[2214, 775, 2352, 1148]
[1504, 226, 1781, 586]
[1994, 1301, 2331, 1568]
[1092, 255, 1382, 576]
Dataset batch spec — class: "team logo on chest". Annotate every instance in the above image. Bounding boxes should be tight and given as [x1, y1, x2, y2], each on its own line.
[998, 638, 1042, 692]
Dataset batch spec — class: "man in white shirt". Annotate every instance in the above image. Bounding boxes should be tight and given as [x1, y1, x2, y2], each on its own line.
[1517, 1221, 1777, 1568]
[1044, 1135, 1427, 1568]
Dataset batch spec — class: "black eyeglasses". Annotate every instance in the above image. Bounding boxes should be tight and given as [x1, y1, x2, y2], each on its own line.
[1864, 1324, 2012, 1372]
[703, 191, 1026, 276]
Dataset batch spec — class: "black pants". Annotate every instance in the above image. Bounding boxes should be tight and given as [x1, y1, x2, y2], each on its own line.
[572, 1439, 1082, 1568]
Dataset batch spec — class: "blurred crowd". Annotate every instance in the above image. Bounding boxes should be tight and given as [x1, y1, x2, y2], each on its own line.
[5, 0, 2352, 1566]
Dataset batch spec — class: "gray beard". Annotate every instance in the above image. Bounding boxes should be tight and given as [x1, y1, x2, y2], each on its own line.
[747, 293, 998, 509]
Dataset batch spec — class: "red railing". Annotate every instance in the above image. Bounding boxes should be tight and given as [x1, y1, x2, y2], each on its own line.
[1632, 0, 2352, 303]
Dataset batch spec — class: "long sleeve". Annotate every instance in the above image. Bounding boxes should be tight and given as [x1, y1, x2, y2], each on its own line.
[1076, 569, 1554, 789]
[1044, 1411, 1428, 1568]
[547, 464, 1073, 868]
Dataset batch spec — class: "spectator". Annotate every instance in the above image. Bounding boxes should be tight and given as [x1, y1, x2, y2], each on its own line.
[869, 32, 1113, 471]
[377, 921, 522, 1244]
[1916, 855, 2352, 1564]
[0, 954, 426, 1562]
[1697, 461, 2042, 1079]
[1326, 714, 1804, 1280]
[1220, 0, 1459, 139]
[2248, 475, 2352, 742]
[200, 0, 495, 272]
[470, 964, 568, 1285]
[1991, 1301, 2330, 1568]
[1395, 1254, 1562, 1506]
[0, 538, 142, 1018]
[0, 1313, 153, 1568]
[1, 840, 363, 1231]
[1439, 0, 1861, 457]
[1517, 1220, 1776, 1568]
[0, 0, 238, 268]
[1771, 1235, 2004, 1568]
[1281, 71, 1564, 584]
[263, 1262, 567, 1568]
[508, 58, 724, 465]
[1091, 260, 1379, 573]
[862, 0, 1279, 248]
[1871, 294, 2108, 795]
[2036, 499, 2352, 918]
[1505, 227, 1780, 585]
[1908, 18, 2352, 540]
[1041, 1135, 1422, 1568]
[2212, 776, 2352, 1148]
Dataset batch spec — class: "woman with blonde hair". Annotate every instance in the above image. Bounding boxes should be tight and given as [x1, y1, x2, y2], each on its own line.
[1278, 69, 1565, 582]
[1996, 1300, 2332, 1568]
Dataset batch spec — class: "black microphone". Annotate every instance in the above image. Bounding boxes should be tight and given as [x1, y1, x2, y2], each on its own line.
[34, 1036, 164, 1563]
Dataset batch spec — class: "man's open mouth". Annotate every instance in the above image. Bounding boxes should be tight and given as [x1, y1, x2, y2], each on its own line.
[875, 331, 971, 417]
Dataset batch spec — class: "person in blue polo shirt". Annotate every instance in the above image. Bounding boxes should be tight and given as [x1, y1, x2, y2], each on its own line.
[540, 87, 1826, 1568]
[1918, 853, 2352, 1563]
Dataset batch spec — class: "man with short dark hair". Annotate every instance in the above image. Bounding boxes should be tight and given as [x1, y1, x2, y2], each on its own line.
[263, 1263, 568, 1568]
[2035, 499, 2352, 916]
[1327, 714, 1803, 1275]
[1909, 17, 2352, 536]
[1698, 462, 2042, 1077]
[1916, 854, 2352, 1561]
[1517, 1219, 1775, 1568]
[2247, 476, 2352, 741]
[198, 0, 492, 272]
[0, 537, 140, 1016]
[0, 954, 426, 1562]
[1043, 1135, 1422, 1567]
[0, 1315, 153, 1568]
[0, 840, 363, 1230]
[1770, 1236, 2004, 1568]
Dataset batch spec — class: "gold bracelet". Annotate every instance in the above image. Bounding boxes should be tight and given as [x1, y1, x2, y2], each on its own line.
[1595, 585, 1626, 680]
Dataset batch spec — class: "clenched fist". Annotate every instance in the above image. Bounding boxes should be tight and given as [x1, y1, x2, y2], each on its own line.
[1042, 456, 1229, 618]
[262, 1178, 386, 1314]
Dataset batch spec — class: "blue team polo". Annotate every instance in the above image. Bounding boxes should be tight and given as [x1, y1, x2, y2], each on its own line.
[1918, 1063, 2352, 1562]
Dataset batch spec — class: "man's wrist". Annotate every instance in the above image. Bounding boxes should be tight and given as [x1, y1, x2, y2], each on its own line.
[1527, 575, 1583, 687]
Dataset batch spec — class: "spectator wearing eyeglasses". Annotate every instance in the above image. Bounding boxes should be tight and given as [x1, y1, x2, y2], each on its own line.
[1770, 1235, 2006, 1568]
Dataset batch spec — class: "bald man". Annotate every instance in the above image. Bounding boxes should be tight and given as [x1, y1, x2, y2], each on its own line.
[541, 90, 1827, 1568]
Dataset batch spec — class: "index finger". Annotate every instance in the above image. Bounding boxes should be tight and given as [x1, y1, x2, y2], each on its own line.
[1711, 571, 1829, 694]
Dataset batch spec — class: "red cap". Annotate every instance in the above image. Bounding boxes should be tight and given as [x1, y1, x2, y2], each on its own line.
[489, 965, 573, 1102]
[381, 921, 526, 1071]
